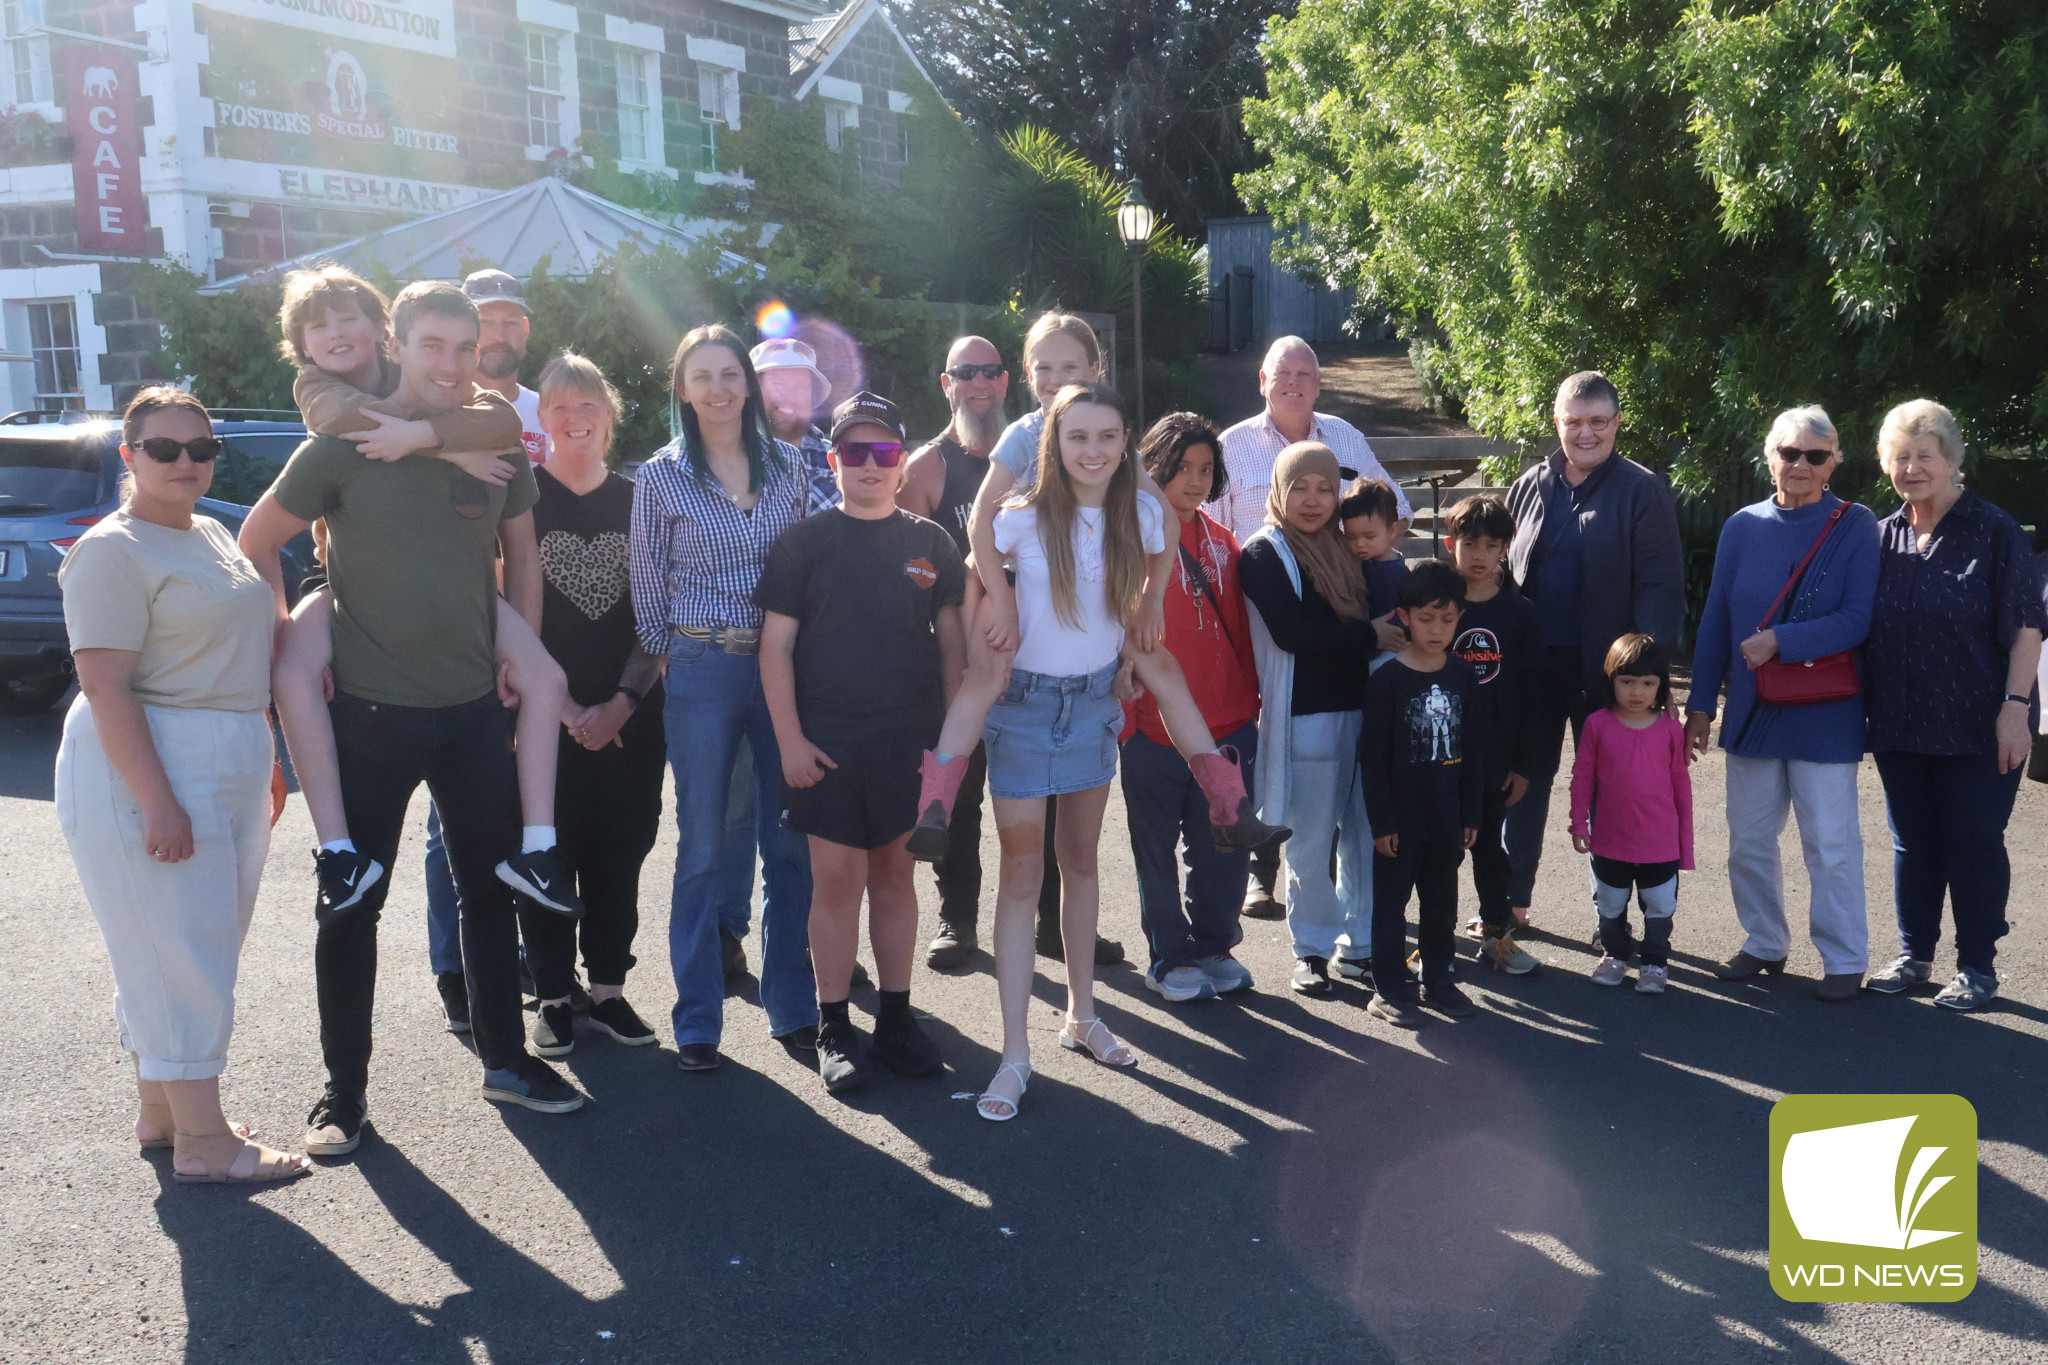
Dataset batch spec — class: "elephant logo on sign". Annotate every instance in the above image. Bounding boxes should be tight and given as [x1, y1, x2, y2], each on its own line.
[82, 67, 119, 98]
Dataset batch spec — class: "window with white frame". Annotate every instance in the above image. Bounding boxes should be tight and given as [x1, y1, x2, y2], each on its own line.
[526, 28, 564, 150]
[3, 0, 51, 107]
[615, 45, 653, 163]
[28, 300, 81, 411]
[824, 102, 857, 152]
[697, 64, 739, 128]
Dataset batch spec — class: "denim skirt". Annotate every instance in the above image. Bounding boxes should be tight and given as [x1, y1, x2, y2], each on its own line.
[982, 662, 1123, 799]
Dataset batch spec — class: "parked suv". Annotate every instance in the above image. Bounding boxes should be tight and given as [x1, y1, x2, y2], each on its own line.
[0, 409, 314, 713]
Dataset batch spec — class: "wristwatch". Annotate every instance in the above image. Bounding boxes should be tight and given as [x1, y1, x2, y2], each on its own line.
[615, 684, 644, 711]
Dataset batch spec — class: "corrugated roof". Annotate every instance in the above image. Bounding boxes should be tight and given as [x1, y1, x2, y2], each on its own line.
[205, 177, 752, 291]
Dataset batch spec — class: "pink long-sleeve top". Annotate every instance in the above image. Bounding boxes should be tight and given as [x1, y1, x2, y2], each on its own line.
[1568, 709, 1694, 869]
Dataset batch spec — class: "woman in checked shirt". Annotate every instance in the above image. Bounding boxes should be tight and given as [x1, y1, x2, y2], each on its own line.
[629, 324, 834, 1070]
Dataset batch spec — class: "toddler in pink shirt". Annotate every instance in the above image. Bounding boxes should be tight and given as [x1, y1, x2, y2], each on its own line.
[1569, 633, 1694, 992]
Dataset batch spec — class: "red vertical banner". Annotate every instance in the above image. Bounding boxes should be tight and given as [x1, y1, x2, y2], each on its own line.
[63, 47, 145, 253]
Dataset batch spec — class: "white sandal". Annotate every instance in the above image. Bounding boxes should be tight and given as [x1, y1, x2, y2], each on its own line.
[977, 1061, 1032, 1122]
[1059, 1017, 1135, 1068]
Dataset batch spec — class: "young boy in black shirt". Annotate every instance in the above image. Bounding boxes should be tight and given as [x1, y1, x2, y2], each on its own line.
[1361, 561, 1483, 1026]
[1443, 496, 1545, 975]
[758, 392, 967, 1094]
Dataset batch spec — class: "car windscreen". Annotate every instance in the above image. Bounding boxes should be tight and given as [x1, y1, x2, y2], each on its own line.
[0, 439, 105, 516]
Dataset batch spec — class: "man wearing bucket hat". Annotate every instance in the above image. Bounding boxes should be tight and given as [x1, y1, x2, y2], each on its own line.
[752, 338, 835, 494]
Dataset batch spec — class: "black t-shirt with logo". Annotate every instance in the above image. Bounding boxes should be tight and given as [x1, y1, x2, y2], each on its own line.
[1450, 587, 1543, 780]
[533, 465, 662, 742]
[1360, 656, 1484, 841]
[755, 507, 965, 745]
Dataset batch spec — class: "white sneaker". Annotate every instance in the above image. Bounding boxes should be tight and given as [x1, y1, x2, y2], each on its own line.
[1145, 965, 1218, 1003]
[1196, 954, 1254, 995]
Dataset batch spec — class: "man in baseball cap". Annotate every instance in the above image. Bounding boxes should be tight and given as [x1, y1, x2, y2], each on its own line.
[459, 268, 547, 464]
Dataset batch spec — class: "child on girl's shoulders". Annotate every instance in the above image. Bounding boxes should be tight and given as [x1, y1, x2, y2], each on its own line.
[269, 266, 579, 924]
[1569, 634, 1694, 994]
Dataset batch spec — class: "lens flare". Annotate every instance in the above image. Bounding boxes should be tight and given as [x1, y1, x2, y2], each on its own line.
[755, 300, 796, 339]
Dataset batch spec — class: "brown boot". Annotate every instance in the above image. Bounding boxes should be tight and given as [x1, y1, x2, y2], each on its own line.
[1189, 746, 1290, 853]
[906, 751, 969, 864]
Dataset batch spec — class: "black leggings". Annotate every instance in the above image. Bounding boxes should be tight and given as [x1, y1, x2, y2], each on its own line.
[526, 722, 666, 997]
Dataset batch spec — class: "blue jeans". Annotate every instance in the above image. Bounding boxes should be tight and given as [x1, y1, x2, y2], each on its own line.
[423, 804, 464, 977]
[664, 639, 816, 1046]
[1874, 748, 2021, 976]
[1121, 724, 1254, 974]
[718, 739, 758, 938]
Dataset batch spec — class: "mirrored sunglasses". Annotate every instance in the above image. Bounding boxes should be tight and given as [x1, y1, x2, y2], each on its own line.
[832, 441, 905, 468]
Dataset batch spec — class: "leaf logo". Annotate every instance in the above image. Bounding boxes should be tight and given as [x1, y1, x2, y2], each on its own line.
[1781, 1115, 1959, 1250]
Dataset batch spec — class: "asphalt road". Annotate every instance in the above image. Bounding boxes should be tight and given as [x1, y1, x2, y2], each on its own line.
[3, 695, 2046, 1364]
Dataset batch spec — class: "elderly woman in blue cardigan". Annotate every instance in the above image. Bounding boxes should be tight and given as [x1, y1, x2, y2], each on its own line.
[1684, 406, 1879, 1002]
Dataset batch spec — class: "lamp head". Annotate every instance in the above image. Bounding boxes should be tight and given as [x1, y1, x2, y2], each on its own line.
[1116, 182, 1155, 248]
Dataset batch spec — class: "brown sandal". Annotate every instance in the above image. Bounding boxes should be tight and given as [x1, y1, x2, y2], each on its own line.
[171, 1134, 312, 1185]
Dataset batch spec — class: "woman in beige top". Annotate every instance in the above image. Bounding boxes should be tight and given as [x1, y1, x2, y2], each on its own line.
[56, 387, 309, 1184]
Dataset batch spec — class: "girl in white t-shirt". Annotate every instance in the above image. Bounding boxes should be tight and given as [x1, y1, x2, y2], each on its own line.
[966, 383, 1168, 1120]
[908, 314, 1287, 880]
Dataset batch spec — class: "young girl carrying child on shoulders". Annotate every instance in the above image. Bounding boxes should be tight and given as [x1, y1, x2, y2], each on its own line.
[972, 383, 1168, 1122]
[1569, 633, 1694, 993]
[269, 265, 578, 923]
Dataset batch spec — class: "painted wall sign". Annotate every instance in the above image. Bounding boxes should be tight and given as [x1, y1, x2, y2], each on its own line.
[206, 14, 464, 179]
[63, 47, 145, 252]
[275, 166, 477, 212]
[201, 0, 456, 58]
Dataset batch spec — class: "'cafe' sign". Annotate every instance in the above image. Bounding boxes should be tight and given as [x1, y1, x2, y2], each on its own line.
[64, 48, 145, 253]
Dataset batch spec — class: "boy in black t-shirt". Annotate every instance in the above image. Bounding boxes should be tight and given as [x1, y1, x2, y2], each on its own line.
[1361, 561, 1483, 1027]
[758, 392, 968, 1094]
[1444, 496, 1546, 975]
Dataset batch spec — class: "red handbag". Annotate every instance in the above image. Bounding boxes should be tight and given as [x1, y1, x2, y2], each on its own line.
[1752, 502, 1860, 706]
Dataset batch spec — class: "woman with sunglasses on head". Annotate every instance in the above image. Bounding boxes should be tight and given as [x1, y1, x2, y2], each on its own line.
[56, 388, 310, 1183]
[1684, 406, 1878, 1000]
[629, 325, 832, 1071]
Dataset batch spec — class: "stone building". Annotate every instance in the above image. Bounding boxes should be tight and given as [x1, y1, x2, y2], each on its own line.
[0, 0, 940, 409]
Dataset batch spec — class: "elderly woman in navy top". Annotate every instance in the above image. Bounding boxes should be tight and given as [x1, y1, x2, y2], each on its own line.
[629, 324, 834, 1070]
[1859, 400, 2045, 1011]
[1684, 406, 1878, 1001]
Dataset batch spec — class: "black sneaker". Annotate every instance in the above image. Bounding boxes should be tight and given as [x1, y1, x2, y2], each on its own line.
[1423, 980, 1479, 1020]
[481, 1055, 585, 1113]
[531, 1001, 575, 1057]
[1291, 955, 1333, 997]
[870, 1013, 944, 1077]
[817, 1019, 872, 1095]
[494, 848, 584, 918]
[436, 971, 472, 1034]
[586, 996, 656, 1045]
[568, 977, 593, 1015]
[775, 1024, 819, 1054]
[304, 1086, 367, 1157]
[721, 926, 749, 985]
[313, 848, 384, 925]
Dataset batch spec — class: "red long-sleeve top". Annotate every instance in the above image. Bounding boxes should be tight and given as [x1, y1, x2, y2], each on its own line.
[1122, 510, 1261, 747]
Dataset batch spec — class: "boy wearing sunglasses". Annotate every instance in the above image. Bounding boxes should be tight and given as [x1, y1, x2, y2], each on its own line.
[757, 392, 968, 1094]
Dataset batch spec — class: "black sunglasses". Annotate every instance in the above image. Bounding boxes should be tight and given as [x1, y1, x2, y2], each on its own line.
[137, 436, 223, 464]
[1773, 445, 1834, 466]
[943, 363, 1006, 382]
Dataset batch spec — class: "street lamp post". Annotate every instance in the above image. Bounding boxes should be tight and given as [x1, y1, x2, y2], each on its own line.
[1115, 181, 1155, 433]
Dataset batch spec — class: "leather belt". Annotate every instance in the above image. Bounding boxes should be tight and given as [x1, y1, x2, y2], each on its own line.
[673, 624, 762, 656]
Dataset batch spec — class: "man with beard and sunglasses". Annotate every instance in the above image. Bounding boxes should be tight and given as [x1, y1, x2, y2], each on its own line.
[463, 270, 548, 465]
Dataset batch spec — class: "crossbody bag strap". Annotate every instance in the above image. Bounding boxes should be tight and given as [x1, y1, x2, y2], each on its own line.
[1177, 542, 1236, 647]
[1754, 502, 1849, 633]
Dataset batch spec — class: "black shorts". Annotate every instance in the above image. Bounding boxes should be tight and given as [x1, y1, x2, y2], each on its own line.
[780, 735, 923, 851]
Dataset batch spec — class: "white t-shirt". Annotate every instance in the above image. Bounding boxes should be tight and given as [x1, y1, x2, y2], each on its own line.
[989, 409, 1047, 485]
[512, 385, 550, 465]
[994, 489, 1167, 677]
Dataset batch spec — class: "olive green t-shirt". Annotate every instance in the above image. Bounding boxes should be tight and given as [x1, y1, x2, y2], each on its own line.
[271, 433, 539, 708]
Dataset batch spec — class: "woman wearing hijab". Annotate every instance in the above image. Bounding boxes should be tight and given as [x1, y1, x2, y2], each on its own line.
[1239, 442, 1381, 997]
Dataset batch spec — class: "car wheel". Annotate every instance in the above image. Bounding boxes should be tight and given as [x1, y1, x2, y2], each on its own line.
[0, 674, 71, 714]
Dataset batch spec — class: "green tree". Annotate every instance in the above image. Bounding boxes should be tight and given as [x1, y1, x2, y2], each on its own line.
[1243, 0, 2048, 492]
[890, 0, 1294, 231]
[129, 265, 295, 410]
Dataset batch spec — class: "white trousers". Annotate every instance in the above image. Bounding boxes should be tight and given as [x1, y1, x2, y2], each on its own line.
[1723, 754, 1868, 975]
[1281, 709, 1372, 959]
[55, 698, 272, 1080]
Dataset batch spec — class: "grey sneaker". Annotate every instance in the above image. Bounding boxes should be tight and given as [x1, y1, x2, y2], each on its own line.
[1478, 931, 1537, 975]
[1933, 968, 1998, 1012]
[1145, 965, 1218, 1003]
[1867, 954, 1934, 994]
[1590, 955, 1629, 987]
[1196, 954, 1254, 995]
[1635, 964, 1670, 994]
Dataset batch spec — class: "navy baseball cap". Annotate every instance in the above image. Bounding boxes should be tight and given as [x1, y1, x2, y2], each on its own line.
[829, 390, 906, 443]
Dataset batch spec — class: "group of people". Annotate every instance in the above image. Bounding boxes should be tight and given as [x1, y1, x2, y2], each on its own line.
[53, 266, 2044, 1180]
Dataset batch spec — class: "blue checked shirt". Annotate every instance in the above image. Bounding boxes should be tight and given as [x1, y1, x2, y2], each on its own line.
[629, 436, 839, 652]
